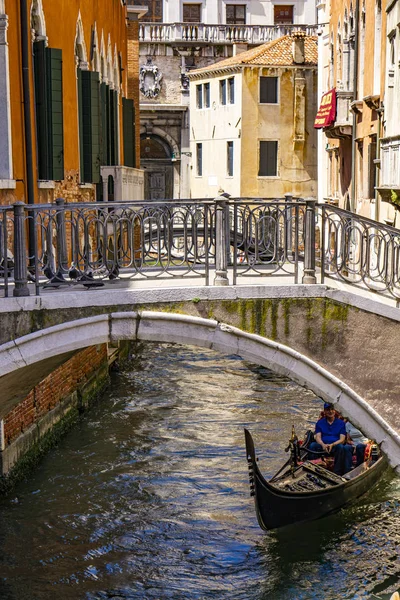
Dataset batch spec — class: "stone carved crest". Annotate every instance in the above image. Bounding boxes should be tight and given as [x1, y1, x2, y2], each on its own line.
[140, 60, 163, 98]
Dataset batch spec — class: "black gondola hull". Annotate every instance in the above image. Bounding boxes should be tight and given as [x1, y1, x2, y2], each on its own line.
[245, 428, 388, 531]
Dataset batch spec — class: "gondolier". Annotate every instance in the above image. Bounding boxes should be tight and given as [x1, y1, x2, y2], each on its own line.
[244, 423, 387, 531]
[308, 403, 353, 475]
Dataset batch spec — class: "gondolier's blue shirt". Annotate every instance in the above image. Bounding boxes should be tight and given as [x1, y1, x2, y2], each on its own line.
[315, 417, 346, 444]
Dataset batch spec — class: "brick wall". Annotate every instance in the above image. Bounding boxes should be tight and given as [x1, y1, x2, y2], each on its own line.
[3, 344, 108, 446]
[127, 19, 141, 169]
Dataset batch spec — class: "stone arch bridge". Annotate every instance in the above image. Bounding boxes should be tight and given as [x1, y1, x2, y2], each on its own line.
[1, 284, 400, 471]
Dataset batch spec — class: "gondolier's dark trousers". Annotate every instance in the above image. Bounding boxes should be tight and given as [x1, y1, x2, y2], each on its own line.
[308, 442, 353, 475]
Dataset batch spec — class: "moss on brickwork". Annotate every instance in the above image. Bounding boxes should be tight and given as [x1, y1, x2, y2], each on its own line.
[0, 406, 80, 494]
[0, 344, 124, 495]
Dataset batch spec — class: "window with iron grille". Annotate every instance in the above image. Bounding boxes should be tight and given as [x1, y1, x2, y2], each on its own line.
[227, 141, 234, 176]
[274, 5, 294, 24]
[259, 141, 278, 177]
[196, 143, 203, 176]
[226, 4, 246, 24]
[260, 76, 278, 103]
[140, 0, 163, 22]
[183, 4, 201, 22]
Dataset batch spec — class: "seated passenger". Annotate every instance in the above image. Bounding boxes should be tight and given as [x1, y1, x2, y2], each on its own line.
[308, 402, 353, 476]
[344, 418, 369, 467]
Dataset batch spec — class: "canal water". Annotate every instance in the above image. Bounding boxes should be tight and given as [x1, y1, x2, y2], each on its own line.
[0, 343, 399, 600]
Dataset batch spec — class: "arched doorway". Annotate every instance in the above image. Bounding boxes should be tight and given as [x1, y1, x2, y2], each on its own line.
[140, 134, 174, 200]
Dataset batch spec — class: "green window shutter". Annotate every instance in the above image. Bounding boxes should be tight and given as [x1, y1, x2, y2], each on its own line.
[100, 82, 108, 167]
[112, 90, 119, 166]
[46, 48, 64, 180]
[90, 72, 101, 183]
[79, 70, 100, 183]
[78, 69, 84, 179]
[123, 97, 135, 168]
[34, 40, 50, 179]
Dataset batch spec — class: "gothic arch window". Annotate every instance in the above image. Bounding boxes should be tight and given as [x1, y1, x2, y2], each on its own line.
[106, 37, 113, 88]
[100, 32, 107, 83]
[91, 24, 100, 73]
[75, 13, 88, 69]
[113, 47, 120, 92]
[31, 0, 46, 40]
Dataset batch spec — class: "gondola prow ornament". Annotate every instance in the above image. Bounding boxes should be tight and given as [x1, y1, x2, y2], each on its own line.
[285, 425, 301, 477]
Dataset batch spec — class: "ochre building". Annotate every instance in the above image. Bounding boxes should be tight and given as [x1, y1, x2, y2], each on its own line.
[0, 0, 144, 207]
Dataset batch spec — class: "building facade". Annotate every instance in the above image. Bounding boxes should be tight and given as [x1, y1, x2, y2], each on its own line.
[188, 34, 318, 199]
[138, 0, 318, 200]
[0, 0, 144, 208]
[316, 0, 393, 224]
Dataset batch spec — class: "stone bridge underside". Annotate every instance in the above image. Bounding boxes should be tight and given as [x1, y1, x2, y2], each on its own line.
[1, 286, 400, 469]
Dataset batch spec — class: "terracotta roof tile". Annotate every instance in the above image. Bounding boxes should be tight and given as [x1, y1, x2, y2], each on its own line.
[190, 35, 318, 76]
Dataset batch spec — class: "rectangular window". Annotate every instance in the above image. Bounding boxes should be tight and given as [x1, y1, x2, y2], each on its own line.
[196, 84, 203, 108]
[220, 79, 227, 105]
[204, 82, 210, 108]
[226, 4, 246, 24]
[140, 0, 163, 22]
[260, 76, 278, 103]
[259, 141, 278, 177]
[183, 4, 201, 22]
[227, 141, 234, 176]
[274, 5, 294, 24]
[196, 143, 203, 176]
[228, 77, 235, 104]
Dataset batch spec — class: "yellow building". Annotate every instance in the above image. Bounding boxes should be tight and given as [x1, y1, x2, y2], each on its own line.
[0, 0, 144, 207]
[188, 34, 318, 199]
[317, 0, 388, 222]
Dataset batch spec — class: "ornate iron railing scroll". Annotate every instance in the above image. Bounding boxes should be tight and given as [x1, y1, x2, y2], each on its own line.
[320, 204, 400, 298]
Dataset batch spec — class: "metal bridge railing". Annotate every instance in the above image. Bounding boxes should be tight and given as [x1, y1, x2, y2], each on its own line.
[320, 204, 400, 298]
[4, 196, 400, 299]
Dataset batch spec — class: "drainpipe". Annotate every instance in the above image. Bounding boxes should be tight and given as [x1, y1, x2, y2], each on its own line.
[20, 0, 36, 267]
[350, 0, 360, 213]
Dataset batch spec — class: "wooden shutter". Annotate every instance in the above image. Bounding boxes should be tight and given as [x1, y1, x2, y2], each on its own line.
[260, 77, 278, 103]
[259, 141, 278, 176]
[46, 48, 64, 180]
[79, 70, 100, 183]
[34, 40, 50, 180]
[123, 98, 135, 168]
[100, 82, 108, 167]
[110, 90, 119, 165]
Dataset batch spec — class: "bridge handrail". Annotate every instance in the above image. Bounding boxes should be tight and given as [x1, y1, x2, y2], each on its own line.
[2, 196, 400, 301]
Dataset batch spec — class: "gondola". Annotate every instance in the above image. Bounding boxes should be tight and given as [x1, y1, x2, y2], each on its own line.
[244, 427, 388, 531]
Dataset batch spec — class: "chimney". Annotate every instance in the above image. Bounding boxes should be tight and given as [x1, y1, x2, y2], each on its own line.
[233, 43, 248, 56]
[292, 31, 306, 64]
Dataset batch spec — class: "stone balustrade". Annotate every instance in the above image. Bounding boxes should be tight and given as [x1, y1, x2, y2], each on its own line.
[139, 22, 318, 45]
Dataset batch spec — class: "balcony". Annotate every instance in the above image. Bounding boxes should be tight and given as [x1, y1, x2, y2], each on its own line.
[324, 91, 354, 139]
[376, 136, 400, 203]
[139, 22, 318, 45]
